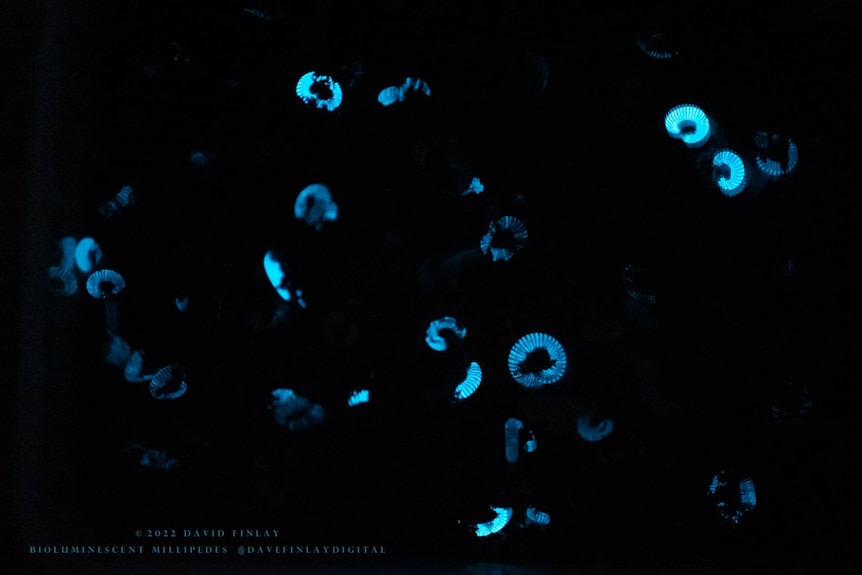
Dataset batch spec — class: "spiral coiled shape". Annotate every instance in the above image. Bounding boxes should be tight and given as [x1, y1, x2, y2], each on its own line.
[475, 506, 513, 537]
[425, 317, 467, 351]
[453, 361, 482, 401]
[49, 266, 78, 296]
[296, 71, 343, 111]
[86, 269, 126, 298]
[711, 149, 748, 196]
[149, 364, 187, 400]
[665, 104, 711, 148]
[508, 332, 568, 388]
[480, 216, 528, 262]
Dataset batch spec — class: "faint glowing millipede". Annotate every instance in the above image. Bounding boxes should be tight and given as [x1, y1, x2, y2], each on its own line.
[86, 269, 126, 299]
[425, 317, 467, 352]
[754, 131, 798, 179]
[139, 449, 178, 470]
[124, 350, 148, 383]
[99, 185, 136, 218]
[508, 332, 568, 388]
[460, 177, 484, 196]
[636, 30, 679, 59]
[474, 506, 513, 537]
[708, 471, 757, 525]
[270, 388, 326, 430]
[665, 104, 711, 148]
[377, 77, 431, 106]
[623, 263, 656, 305]
[75, 237, 103, 274]
[576, 410, 614, 442]
[711, 149, 748, 197]
[49, 266, 78, 296]
[57, 236, 77, 272]
[480, 216, 528, 262]
[453, 361, 482, 401]
[296, 71, 343, 111]
[504, 418, 537, 462]
[149, 364, 188, 400]
[294, 183, 339, 230]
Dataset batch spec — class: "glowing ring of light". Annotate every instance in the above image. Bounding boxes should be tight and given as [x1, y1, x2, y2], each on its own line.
[296, 71, 343, 111]
[480, 216, 528, 262]
[755, 139, 798, 178]
[711, 149, 748, 196]
[665, 104, 711, 148]
[507, 332, 568, 388]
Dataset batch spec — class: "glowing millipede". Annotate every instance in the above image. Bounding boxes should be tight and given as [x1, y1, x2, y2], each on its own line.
[576, 411, 614, 442]
[296, 71, 343, 111]
[74, 237, 103, 274]
[99, 185, 136, 218]
[508, 332, 568, 388]
[480, 216, 528, 262]
[149, 364, 188, 400]
[524, 506, 551, 527]
[294, 183, 339, 230]
[49, 266, 78, 296]
[504, 418, 524, 463]
[377, 77, 431, 106]
[86, 269, 126, 299]
[425, 317, 467, 352]
[708, 471, 757, 525]
[124, 350, 148, 383]
[474, 506, 513, 537]
[754, 131, 798, 178]
[711, 149, 748, 196]
[665, 104, 711, 148]
[347, 389, 370, 407]
[453, 362, 482, 401]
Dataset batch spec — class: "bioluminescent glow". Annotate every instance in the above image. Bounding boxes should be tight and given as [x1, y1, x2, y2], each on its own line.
[348, 389, 370, 406]
[58, 236, 77, 271]
[523, 430, 537, 453]
[99, 185, 135, 217]
[636, 31, 679, 59]
[270, 388, 326, 430]
[425, 317, 467, 352]
[453, 361, 482, 401]
[508, 332, 568, 388]
[175, 297, 190, 312]
[140, 449, 178, 470]
[376, 77, 431, 106]
[475, 506, 513, 537]
[524, 506, 551, 526]
[124, 350, 147, 383]
[294, 183, 338, 230]
[480, 216, 528, 262]
[708, 471, 757, 525]
[296, 71, 343, 111]
[149, 364, 188, 400]
[623, 263, 656, 305]
[86, 269, 126, 299]
[104, 334, 131, 367]
[74, 237, 103, 274]
[461, 177, 484, 196]
[576, 411, 614, 442]
[263, 251, 295, 301]
[754, 131, 799, 178]
[711, 149, 748, 196]
[505, 418, 524, 463]
[665, 104, 711, 148]
[49, 266, 78, 296]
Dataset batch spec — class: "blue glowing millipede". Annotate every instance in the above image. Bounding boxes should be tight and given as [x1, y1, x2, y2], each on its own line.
[103, 333, 131, 367]
[99, 185, 135, 218]
[508, 332, 568, 388]
[475, 506, 513, 537]
[263, 251, 294, 302]
[86, 269, 126, 299]
[377, 77, 431, 106]
[524, 506, 551, 527]
[124, 350, 147, 383]
[460, 177, 484, 196]
[270, 388, 326, 430]
[347, 389, 370, 407]
[523, 430, 537, 453]
[57, 236, 77, 272]
[75, 237, 103, 274]
[149, 364, 187, 400]
[576, 411, 614, 442]
[425, 317, 467, 352]
[296, 71, 343, 111]
[711, 149, 748, 196]
[504, 418, 524, 463]
[294, 183, 338, 230]
[480, 216, 528, 262]
[754, 131, 799, 178]
[636, 31, 679, 59]
[665, 104, 711, 148]
[453, 362, 482, 401]
[708, 471, 757, 525]
[49, 266, 78, 296]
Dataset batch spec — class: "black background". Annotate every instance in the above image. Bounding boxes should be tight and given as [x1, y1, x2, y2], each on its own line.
[5, 0, 862, 573]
